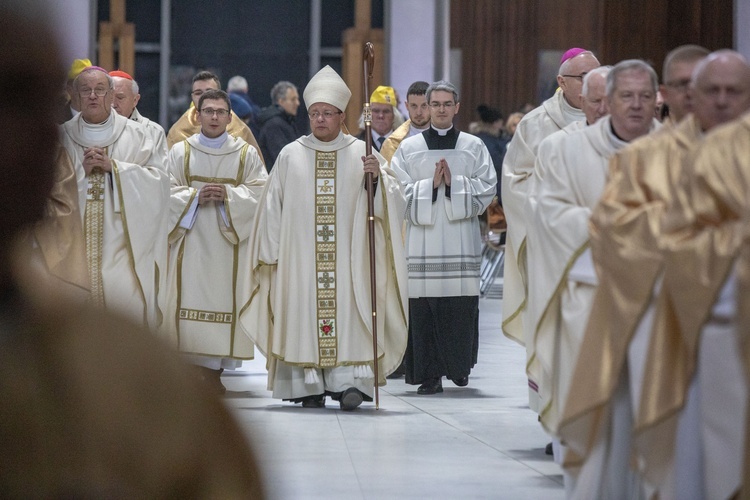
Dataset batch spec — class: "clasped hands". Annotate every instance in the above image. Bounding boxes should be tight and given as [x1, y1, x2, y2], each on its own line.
[83, 147, 112, 175]
[199, 183, 227, 205]
[433, 158, 451, 188]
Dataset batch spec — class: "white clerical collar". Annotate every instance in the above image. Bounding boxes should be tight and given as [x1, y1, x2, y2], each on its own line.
[199, 131, 228, 148]
[431, 124, 453, 136]
[409, 125, 429, 137]
[80, 112, 115, 143]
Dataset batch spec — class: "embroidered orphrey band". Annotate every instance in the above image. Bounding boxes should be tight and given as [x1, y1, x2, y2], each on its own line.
[85, 167, 106, 307]
[179, 308, 234, 324]
[315, 151, 337, 367]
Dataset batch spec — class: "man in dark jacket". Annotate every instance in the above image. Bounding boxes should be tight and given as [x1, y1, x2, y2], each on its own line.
[258, 81, 305, 170]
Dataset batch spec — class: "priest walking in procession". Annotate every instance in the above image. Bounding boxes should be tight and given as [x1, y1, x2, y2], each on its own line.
[390, 80, 496, 395]
[166, 89, 267, 394]
[60, 66, 169, 332]
[240, 66, 408, 411]
[530, 59, 660, 497]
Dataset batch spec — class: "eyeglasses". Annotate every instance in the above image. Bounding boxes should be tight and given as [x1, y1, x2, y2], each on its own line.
[561, 73, 588, 81]
[200, 108, 230, 117]
[308, 110, 342, 120]
[665, 79, 691, 92]
[79, 88, 109, 97]
[429, 102, 455, 109]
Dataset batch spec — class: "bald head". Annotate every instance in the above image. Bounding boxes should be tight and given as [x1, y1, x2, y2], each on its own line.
[557, 51, 601, 109]
[690, 50, 750, 131]
[660, 45, 710, 123]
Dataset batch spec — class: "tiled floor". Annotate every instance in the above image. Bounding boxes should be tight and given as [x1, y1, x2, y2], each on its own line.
[223, 293, 564, 499]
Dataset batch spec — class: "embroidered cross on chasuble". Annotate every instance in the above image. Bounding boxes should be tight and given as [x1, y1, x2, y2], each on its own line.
[315, 151, 338, 367]
[85, 158, 107, 307]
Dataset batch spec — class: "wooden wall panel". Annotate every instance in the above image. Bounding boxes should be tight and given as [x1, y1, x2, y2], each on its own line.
[449, 0, 732, 131]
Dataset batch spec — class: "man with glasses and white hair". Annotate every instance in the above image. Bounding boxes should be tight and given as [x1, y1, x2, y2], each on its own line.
[391, 80, 496, 396]
[60, 66, 169, 331]
[166, 89, 267, 394]
[241, 65, 408, 411]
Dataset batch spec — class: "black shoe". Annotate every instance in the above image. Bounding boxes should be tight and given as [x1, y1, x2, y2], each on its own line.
[545, 442, 553, 455]
[301, 394, 326, 408]
[417, 377, 443, 395]
[339, 387, 364, 411]
[451, 376, 469, 387]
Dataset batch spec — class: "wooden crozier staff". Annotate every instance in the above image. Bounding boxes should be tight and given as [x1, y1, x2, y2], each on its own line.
[362, 42, 380, 409]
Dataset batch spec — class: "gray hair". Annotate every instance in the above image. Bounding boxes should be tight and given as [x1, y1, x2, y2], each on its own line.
[426, 80, 459, 103]
[227, 75, 248, 93]
[73, 67, 114, 91]
[606, 60, 658, 98]
[270, 81, 297, 104]
[582, 66, 612, 96]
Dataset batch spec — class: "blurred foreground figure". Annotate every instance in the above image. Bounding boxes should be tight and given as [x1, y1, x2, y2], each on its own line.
[0, 4, 264, 498]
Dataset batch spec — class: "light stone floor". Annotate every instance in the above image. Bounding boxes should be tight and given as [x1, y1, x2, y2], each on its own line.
[222, 289, 565, 499]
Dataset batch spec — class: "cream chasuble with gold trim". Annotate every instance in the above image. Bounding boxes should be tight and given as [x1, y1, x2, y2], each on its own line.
[501, 89, 585, 349]
[241, 132, 408, 388]
[530, 116, 659, 434]
[60, 110, 169, 332]
[166, 134, 267, 359]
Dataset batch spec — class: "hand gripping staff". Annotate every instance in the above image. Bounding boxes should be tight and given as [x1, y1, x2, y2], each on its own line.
[362, 42, 380, 409]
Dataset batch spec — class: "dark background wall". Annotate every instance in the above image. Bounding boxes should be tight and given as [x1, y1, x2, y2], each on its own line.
[98, 0, 731, 131]
[97, 0, 383, 128]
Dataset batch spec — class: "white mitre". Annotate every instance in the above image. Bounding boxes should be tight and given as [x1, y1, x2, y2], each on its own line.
[303, 65, 352, 111]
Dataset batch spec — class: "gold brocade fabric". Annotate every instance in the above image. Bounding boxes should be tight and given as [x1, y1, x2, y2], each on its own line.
[380, 119, 411, 163]
[166, 106, 265, 165]
[634, 114, 750, 488]
[315, 151, 338, 367]
[558, 116, 703, 466]
[84, 167, 106, 308]
[32, 147, 89, 293]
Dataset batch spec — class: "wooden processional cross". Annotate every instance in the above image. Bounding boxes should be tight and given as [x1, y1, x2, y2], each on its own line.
[98, 0, 135, 75]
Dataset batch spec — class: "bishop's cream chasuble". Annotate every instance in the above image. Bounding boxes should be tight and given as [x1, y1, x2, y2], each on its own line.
[522, 119, 585, 411]
[166, 134, 267, 359]
[60, 110, 169, 331]
[501, 89, 585, 349]
[240, 133, 408, 389]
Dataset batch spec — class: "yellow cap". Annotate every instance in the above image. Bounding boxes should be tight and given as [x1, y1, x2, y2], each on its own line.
[370, 85, 396, 106]
[68, 58, 92, 81]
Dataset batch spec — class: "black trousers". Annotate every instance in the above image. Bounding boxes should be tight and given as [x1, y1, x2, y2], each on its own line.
[404, 296, 479, 385]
